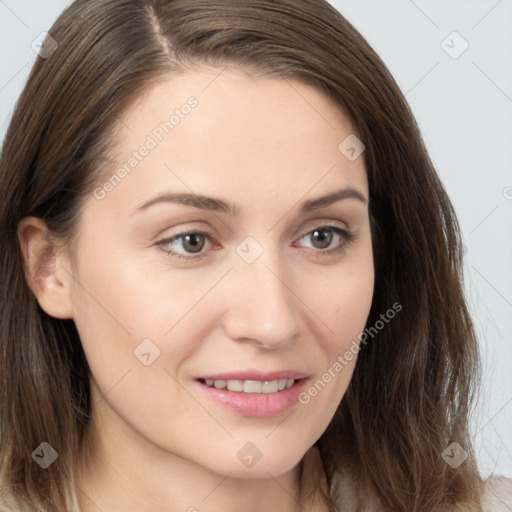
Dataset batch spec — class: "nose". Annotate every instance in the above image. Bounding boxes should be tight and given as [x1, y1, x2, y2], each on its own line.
[221, 250, 300, 349]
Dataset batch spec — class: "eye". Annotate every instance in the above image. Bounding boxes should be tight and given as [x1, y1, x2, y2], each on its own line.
[294, 225, 356, 256]
[156, 224, 356, 261]
[157, 230, 215, 260]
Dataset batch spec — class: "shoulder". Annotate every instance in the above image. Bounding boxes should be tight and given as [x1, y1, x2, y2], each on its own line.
[327, 456, 512, 511]
[481, 475, 512, 511]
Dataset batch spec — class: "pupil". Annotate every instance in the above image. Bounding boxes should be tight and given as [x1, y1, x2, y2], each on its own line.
[183, 234, 204, 253]
[312, 229, 332, 249]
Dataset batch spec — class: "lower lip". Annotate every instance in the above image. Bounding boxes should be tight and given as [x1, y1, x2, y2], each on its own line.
[195, 378, 309, 418]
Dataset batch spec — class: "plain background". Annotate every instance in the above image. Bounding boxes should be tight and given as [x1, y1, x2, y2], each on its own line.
[0, 0, 511, 479]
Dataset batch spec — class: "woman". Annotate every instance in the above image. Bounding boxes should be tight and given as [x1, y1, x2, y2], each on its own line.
[0, 1, 510, 510]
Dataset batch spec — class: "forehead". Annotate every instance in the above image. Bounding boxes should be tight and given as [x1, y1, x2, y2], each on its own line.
[91, 66, 368, 215]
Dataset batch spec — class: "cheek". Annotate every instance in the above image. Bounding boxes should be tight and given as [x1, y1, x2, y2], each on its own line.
[309, 250, 374, 352]
[69, 243, 216, 416]
[294, 249, 374, 430]
[68, 250, 162, 399]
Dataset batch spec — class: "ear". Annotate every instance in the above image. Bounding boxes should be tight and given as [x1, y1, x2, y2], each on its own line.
[17, 217, 75, 319]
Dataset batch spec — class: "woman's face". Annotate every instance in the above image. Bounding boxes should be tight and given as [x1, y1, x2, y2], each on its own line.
[66, 67, 374, 477]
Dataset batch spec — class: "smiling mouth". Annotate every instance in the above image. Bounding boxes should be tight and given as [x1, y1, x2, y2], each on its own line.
[198, 378, 298, 394]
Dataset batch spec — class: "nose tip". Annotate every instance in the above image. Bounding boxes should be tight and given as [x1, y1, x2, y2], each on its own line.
[222, 262, 299, 349]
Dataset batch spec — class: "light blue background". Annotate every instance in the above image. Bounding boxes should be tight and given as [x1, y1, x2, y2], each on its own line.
[1, 0, 511, 479]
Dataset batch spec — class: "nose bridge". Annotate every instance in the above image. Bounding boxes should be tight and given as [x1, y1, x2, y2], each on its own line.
[225, 242, 299, 347]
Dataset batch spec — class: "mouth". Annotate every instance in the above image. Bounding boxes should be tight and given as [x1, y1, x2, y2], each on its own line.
[198, 377, 297, 394]
[194, 371, 310, 418]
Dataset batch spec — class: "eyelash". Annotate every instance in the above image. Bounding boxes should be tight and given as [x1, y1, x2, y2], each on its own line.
[156, 224, 356, 261]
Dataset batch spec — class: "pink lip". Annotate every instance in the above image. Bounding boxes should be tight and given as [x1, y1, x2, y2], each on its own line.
[194, 370, 311, 418]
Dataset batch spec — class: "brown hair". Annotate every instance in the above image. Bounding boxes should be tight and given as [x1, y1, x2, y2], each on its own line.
[0, 0, 484, 510]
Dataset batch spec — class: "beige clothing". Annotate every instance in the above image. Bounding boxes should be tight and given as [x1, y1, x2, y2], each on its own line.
[481, 476, 512, 511]
[302, 445, 512, 511]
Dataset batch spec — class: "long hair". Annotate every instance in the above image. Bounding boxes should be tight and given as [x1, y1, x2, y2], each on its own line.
[0, 1, 483, 510]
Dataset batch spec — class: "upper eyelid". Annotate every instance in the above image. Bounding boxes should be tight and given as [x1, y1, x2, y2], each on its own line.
[296, 221, 349, 238]
[162, 218, 350, 239]
[162, 221, 349, 243]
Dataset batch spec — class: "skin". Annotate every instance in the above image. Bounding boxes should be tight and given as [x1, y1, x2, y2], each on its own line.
[19, 67, 374, 512]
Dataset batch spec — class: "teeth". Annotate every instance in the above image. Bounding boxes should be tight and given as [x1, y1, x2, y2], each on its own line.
[261, 380, 278, 393]
[244, 380, 262, 393]
[203, 378, 296, 393]
[226, 380, 243, 392]
[213, 379, 226, 389]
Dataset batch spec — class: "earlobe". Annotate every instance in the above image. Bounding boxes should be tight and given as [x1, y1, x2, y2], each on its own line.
[17, 216, 74, 319]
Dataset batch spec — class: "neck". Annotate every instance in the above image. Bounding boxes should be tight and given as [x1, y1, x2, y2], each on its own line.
[74, 383, 310, 512]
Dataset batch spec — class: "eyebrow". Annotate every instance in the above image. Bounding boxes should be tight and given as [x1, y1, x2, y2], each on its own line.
[132, 187, 368, 216]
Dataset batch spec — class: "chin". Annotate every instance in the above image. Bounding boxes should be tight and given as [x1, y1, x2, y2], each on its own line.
[206, 446, 305, 479]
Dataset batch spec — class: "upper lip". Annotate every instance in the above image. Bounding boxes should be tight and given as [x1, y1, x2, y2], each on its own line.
[196, 370, 310, 381]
